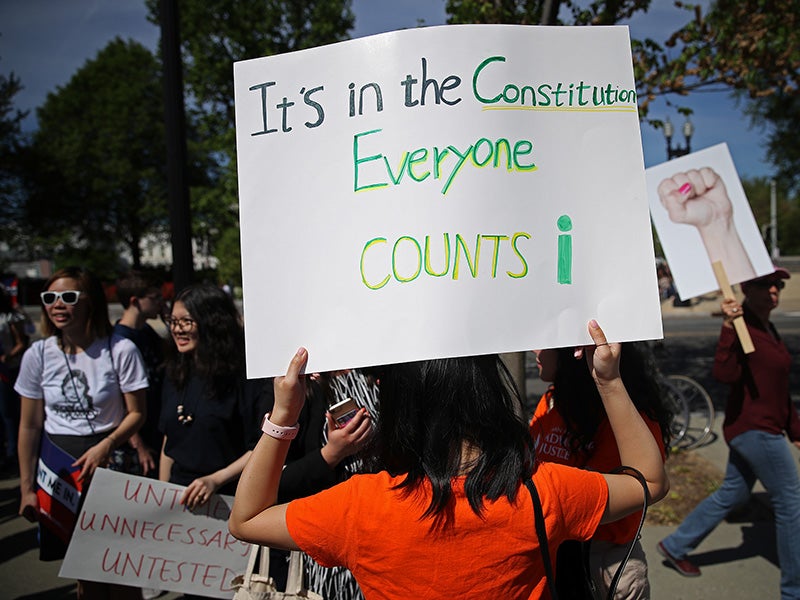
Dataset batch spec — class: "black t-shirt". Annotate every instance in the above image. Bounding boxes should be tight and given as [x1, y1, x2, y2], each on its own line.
[159, 369, 266, 494]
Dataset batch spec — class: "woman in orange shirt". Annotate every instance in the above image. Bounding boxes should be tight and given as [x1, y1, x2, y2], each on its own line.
[229, 321, 669, 599]
[530, 342, 672, 599]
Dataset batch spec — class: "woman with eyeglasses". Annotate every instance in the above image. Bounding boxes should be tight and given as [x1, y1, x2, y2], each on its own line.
[14, 267, 147, 599]
[658, 267, 800, 599]
[158, 285, 264, 534]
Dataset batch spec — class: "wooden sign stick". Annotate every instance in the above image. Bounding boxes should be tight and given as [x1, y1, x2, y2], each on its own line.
[711, 260, 754, 354]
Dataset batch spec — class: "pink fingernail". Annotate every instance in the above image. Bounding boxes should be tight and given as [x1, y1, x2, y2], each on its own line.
[679, 183, 692, 195]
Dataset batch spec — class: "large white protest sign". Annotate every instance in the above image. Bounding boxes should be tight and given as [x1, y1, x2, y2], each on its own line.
[60, 469, 248, 599]
[647, 143, 773, 300]
[235, 24, 662, 377]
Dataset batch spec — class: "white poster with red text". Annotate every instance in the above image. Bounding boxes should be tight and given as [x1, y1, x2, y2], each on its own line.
[60, 469, 248, 598]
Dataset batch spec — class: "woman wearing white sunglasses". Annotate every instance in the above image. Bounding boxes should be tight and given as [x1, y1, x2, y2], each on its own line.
[15, 267, 147, 600]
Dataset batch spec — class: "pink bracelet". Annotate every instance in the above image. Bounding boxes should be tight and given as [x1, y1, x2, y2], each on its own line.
[261, 413, 299, 440]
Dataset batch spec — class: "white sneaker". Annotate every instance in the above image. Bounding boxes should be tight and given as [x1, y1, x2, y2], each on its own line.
[142, 588, 163, 600]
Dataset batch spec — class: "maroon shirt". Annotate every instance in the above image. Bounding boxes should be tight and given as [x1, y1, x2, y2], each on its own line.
[713, 306, 800, 444]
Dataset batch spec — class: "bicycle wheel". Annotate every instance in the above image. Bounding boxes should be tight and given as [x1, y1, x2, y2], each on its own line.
[666, 375, 715, 449]
[661, 376, 690, 449]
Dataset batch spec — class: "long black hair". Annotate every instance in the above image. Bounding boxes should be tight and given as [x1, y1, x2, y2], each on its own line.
[551, 342, 673, 456]
[165, 284, 245, 395]
[365, 354, 535, 521]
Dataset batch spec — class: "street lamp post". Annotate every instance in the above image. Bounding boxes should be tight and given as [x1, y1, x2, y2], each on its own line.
[663, 116, 695, 160]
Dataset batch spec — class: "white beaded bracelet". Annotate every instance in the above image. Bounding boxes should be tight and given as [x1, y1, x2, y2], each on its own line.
[261, 413, 299, 440]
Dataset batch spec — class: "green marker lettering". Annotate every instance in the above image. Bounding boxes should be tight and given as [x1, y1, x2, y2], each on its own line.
[392, 236, 422, 282]
[482, 235, 508, 277]
[453, 234, 480, 279]
[557, 215, 573, 284]
[360, 238, 390, 290]
[353, 129, 388, 192]
[424, 234, 450, 277]
[507, 232, 531, 278]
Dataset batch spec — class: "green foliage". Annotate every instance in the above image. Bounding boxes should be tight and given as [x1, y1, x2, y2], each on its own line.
[635, 1, 799, 183]
[446, 0, 652, 25]
[147, 0, 353, 138]
[0, 59, 28, 255]
[23, 38, 168, 278]
[214, 225, 243, 287]
[745, 93, 800, 193]
[446, 0, 548, 24]
[145, 0, 354, 284]
[741, 176, 800, 256]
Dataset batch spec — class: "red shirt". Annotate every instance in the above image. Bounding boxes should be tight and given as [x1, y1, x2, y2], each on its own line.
[286, 465, 607, 599]
[529, 390, 665, 544]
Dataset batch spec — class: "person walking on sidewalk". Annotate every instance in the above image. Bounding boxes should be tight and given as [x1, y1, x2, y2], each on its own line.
[657, 267, 800, 599]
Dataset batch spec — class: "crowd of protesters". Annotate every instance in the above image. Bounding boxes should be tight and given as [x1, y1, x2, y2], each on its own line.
[6, 263, 799, 600]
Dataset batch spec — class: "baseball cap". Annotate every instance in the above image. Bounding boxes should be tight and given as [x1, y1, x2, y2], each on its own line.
[749, 265, 791, 284]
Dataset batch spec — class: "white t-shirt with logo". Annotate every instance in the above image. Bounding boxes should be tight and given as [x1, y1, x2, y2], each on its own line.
[15, 335, 148, 436]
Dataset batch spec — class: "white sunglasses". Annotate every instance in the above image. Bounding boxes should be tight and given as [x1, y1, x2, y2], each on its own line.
[41, 290, 83, 306]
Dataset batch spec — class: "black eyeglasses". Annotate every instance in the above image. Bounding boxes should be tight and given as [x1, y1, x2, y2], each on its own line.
[41, 290, 82, 306]
[164, 316, 197, 331]
[752, 279, 785, 290]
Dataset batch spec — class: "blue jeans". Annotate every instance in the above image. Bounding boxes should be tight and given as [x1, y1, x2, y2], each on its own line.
[661, 430, 800, 599]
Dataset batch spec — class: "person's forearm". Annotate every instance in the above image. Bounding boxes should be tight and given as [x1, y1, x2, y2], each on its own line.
[598, 377, 668, 503]
[18, 425, 41, 494]
[209, 451, 252, 489]
[698, 220, 756, 283]
[105, 410, 145, 450]
[128, 432, 144, 450]
[229, 432, 293, 537]
[230, 349, 306, 547]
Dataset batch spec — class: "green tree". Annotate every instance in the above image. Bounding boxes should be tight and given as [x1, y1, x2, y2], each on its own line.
[146, 0, 354, 285]
[446, 0, 652, 25]
[635, 1, 799, 187]
[745, 94, 800, 192]
[23, 38, 168, 278]
[0, 58, 28, 261]
[741, 176, 800, 256]
[636, 0, 798, 104]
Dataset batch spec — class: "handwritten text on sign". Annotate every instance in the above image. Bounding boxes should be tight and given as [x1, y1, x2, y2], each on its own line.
[235, 25, 662, 377]
[60, 469, 247, 599]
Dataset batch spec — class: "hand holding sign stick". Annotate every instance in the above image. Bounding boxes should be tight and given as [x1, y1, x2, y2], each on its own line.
[711, 260, 754, 354]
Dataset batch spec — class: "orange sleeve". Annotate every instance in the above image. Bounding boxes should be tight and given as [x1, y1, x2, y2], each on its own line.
[286, 477, 360, 568]
[537, 462, 608, 543]
[584, 413, 665, 544]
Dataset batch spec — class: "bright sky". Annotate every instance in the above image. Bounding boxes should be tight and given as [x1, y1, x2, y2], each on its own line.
[0, 0, 772, 179]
